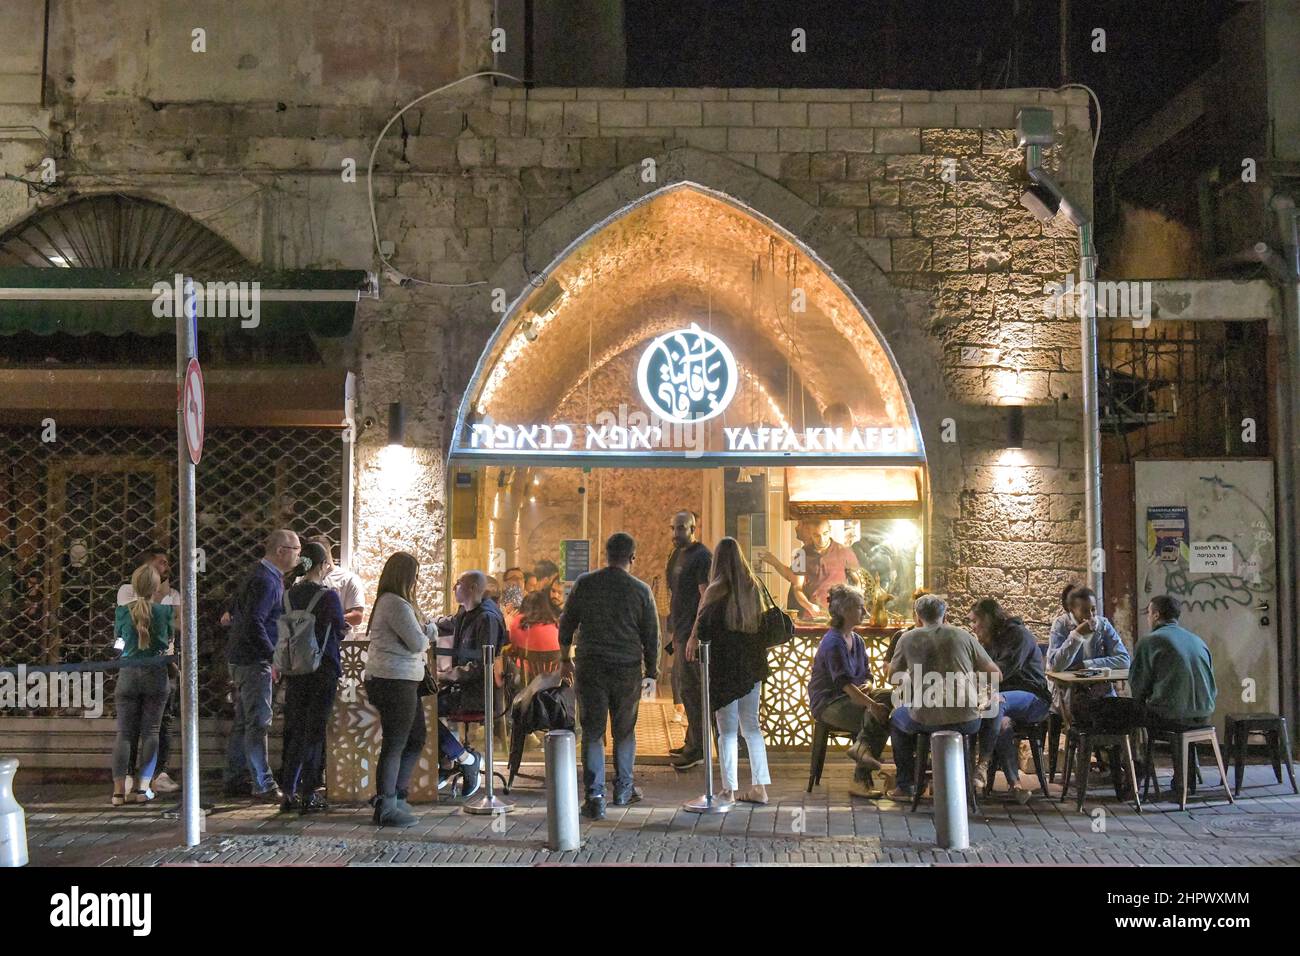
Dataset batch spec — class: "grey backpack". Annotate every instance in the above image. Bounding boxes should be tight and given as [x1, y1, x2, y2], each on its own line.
[273, 588, 331, 675]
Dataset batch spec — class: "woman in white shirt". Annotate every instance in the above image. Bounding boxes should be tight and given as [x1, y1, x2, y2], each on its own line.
[363, 552, 438, 828]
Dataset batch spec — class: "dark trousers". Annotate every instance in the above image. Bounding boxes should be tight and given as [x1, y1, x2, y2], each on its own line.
[575, 660, 641, 799]
[112, 665, 170, 781]
[365, 677, 428, 798]
[280, 667, 338, 797]
[675, 636, 704, 755]
[1073, 694, 1143, 732]
[128, 676, 175, 778]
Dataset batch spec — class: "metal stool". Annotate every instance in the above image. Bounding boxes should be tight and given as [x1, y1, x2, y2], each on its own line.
[806, 720, 858, 793]
[1141, 724, 1233, 811]
[1060, 727, 1142, 813]
[910, 729, 979, 814]
[1224, 713, 1298, 796]
[1046, 711, 1064, 780]
[983, 720, 1051, 799]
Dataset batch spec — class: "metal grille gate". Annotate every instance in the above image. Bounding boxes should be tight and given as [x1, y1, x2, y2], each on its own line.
[0, 426, 343, 718]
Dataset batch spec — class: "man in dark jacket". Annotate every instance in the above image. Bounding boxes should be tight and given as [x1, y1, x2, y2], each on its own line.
[435, 570, 506, 797]
[560, 532, 660, 819]
[665, 510, 712, 770]
[223, 529, 300, 800]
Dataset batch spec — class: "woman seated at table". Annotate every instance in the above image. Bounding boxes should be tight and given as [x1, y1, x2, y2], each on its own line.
[508, 589, 563, 678]
[1046, 586, 1133, 729]
[807, 584, 892, 799]
[969, 598, 1052, 802]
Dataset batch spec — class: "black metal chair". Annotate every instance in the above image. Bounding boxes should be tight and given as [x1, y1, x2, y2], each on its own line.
[1224, 713, 1298, 796]
[983, 719, 1051, 799]
[806, 719, 858, 792]
[1060, 726, 1142, 813]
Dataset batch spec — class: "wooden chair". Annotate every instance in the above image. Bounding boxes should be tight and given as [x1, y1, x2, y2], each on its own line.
[1142, 724, 1233, 811]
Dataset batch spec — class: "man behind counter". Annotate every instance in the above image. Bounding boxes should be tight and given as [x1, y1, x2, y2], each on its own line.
[760, 518, 859, 620]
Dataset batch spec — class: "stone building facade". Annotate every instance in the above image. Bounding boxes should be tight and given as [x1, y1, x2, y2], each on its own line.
[0, 2, 1093, 630]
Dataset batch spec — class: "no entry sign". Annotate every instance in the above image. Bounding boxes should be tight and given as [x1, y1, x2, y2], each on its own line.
[182, 357, 205, 464]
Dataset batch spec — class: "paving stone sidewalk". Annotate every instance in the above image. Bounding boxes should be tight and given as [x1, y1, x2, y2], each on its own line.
[19, 761, 1300, 866]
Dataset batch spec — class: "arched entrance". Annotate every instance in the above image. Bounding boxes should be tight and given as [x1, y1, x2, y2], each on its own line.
[448, 177, 933, 750]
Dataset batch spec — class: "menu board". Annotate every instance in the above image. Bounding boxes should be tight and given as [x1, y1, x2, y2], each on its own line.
[561, 539, 591, 582]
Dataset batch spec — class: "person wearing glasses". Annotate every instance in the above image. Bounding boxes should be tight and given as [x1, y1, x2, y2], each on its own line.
[223, 529, 301, 802]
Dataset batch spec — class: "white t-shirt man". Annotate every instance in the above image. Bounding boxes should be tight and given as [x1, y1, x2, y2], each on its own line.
[115, 583, 181, 651]
[323, 565, 365, 627]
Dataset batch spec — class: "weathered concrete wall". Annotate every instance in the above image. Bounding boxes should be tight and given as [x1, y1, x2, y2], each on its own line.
[0, 8, 1093, 627]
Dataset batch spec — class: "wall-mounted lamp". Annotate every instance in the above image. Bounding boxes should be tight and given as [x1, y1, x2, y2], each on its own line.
[387, 402, 406, 447]
[1005, 404, 1025, 450]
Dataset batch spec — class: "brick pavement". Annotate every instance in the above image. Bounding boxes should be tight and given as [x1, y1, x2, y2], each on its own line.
[18, 760, 1300, 866]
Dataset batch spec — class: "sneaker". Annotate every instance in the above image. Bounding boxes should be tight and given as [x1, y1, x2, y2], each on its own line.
[672, 752, 704, 771]
[846, 740, 883, 771]
[1013, 785, 1033, 806]
[458, 750, 483, 799]
[581, 796, 606, 820]
[848, 778, 883, 800]
[280, 795, 298, 813]
[152, 772, 180, 793]
[253, 785, 285, 804]
[884, 786, 914, 802]
[612, 786, 643, 806]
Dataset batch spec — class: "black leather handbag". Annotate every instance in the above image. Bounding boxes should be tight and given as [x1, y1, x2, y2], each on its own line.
[757, 577, 795, 648]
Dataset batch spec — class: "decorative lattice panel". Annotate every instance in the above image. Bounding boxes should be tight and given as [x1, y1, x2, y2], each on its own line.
[759, 633, 894, 749]
[0, 426, 341, 718]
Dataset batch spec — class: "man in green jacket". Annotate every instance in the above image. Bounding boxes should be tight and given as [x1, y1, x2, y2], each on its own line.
[1131, 595, 1217, 731]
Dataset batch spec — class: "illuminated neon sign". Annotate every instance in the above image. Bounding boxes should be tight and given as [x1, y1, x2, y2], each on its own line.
[636, 323, 737, 424]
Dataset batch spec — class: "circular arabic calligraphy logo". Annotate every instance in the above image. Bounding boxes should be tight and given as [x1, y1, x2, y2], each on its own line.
[636, 323, 738, 424]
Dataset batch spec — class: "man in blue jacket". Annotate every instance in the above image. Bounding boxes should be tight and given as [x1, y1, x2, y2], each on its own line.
[223, 529, 300, 801]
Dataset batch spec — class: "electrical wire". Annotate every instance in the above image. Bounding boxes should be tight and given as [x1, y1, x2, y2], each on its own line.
[366, 70, 525, 289]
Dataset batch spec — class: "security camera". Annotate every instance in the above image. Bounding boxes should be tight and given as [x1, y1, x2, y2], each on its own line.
[384, 267, 413, 288]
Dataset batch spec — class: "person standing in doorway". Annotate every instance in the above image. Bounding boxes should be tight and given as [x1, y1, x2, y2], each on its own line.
[560, 532, 660, 820]
[115, 547, 181, 795]
[665, 510, 712, 771]
[223, 529, 300, 802]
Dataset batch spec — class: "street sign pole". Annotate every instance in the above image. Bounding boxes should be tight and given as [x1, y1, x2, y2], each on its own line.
[176, 276, 202, 847]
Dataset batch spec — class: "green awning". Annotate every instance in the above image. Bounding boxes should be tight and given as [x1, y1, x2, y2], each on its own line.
[0, 268, 370, 338]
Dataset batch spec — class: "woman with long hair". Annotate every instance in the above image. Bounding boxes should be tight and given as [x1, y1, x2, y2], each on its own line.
[111, 563, 175, 805]
[363, 551, 439, 828]
[685, 537, 771, 805]
[278, 540, 346, 814]
[509, 587, 562, 676]
[968, 597, 1052, 802]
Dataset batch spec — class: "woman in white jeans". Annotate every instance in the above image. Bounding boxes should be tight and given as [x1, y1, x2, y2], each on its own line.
[686, 537, 772, 804]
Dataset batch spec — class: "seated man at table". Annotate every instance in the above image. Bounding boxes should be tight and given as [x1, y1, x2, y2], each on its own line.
[1045, 586, 1132, 730]
[1131, 594, 1217, 733]
[807, 584, 892, 799]
[885, 593, 1001, 802]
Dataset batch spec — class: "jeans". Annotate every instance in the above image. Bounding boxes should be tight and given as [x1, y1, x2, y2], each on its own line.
[990, 691, 1052, 783]
[225, 662, 276, 792]
[365, 677, 428, 798]
[818, 689, 892, 783]
[435, 692, 468, 762]
[112, 664, 170, 781]
[128, 675, 175, 778]
[715, 682, 770, 791]
[575, 660, 641, 799]
[890, 705, 982, 791]
[280, 666, 338, 797]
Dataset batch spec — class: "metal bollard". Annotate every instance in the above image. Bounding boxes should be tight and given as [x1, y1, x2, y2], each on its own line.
[684, 642, 734, 814]
[0, 757, 28, 867]
[544, 730, 581, 851]
[931, 731, 970, 850]
[464, 642, 514, 815]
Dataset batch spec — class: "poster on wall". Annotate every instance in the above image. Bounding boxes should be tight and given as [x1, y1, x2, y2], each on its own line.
[561, 539, 591, 582]
[1145, 506, 1189, 563]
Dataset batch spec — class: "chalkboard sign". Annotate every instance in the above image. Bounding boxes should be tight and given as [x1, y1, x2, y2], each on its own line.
[561, 539, 591, 581]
